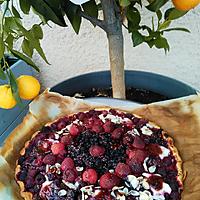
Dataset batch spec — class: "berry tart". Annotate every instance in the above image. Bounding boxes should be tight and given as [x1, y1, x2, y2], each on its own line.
[15, 109, 183, 200]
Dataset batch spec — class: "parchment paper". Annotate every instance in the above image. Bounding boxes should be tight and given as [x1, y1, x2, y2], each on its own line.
[0, 90, 200, 200]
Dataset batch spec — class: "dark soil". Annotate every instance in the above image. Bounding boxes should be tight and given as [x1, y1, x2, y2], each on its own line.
[72, 87, 168, 104]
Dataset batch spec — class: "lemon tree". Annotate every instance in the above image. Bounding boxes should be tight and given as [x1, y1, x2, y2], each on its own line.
[0, 0, 199, 106]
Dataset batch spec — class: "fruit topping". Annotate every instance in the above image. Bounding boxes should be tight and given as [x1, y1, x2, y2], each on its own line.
[70, 124, 81, 136]
[61, 158, 75, 171]
[51, 143, 65, 155]
[111, 128, 124, 139]
[82, 168, 98, 184]
[100, 172, 120, 189]
[132, 136, 145, 149]
[89, 145, 105, 157]
[43, 154, 56, 165]
[115, 163, 131, 178]
[63, 169, 78, 182]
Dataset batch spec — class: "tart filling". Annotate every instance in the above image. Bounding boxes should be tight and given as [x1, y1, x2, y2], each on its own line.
[15, 109, 183, 200]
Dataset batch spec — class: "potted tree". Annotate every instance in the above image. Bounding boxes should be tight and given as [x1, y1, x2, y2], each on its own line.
[0, 0, 199, 106]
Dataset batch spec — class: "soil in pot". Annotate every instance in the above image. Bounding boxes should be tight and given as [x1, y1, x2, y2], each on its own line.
[73, 87, 168, 104]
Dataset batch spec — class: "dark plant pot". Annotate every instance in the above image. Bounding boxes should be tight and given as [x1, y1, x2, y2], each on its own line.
[51, 70, 196, 103]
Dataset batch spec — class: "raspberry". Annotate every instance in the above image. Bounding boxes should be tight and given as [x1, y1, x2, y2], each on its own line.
[70, 124, 81, 136]
[92, 124, 103, 133]
[89, 145, 105, 157]
[103, 120, 114, 133]
[132, 136, 145, 149]
[111, 128, 124, 140]
[61, 158, 75, 171]
[127, 149, 147, 163]
[51, 143, 65, 155]
[63, 169, 78, 182]
[115, 163, 131, 178]
[123, 134, 133, 145]
[61, 135, 72, 145]
[146, 144, 162, 156]
[56, 120, 66, 131]
[100, 172, 120, 189]
[43, 154, 56, 165]
[82, 168, 98, 184]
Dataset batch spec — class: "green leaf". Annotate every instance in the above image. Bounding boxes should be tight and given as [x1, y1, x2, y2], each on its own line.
[162, 27, 190, 33]
[146, 0, 168, 12]
[5, 34, 14, 49]
[119, 0, 131, 7]
[126, 7, 141, 26]
[154, 36, 170, 52]
[0, 37, 5, 60]
[0, 66, 6, 80]
[16, 22, 49, 64]
[19, 0, 31, 14]
[22, 39, 34, 57]
[82, 0, 98, 18]
[132, 31, 144, 47]
[12, 5, 22, 19]
[31, 24, 43, 39]
[165, 8, 187, 20]
[10, 49, 40, 72]
[62, 2, 82, 34]
[29, 0, 66, 27]
[158, 20, 171, 30]
[156, 10, 162, 21]
[8, 70, 22, 106]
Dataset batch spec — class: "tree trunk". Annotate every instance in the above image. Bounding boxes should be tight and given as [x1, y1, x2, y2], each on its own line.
[101, 0, 126, 99]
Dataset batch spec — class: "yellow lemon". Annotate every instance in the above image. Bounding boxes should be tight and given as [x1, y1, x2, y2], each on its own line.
[0, 85, 17, 109]
[172, 0, 200, 11]
[17, 75, 40, 100]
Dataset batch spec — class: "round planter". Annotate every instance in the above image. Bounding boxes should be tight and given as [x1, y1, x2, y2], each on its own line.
[51, 70, 196, 103]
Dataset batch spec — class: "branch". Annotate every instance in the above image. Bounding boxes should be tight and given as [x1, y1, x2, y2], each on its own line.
[79, 10, 107, 31]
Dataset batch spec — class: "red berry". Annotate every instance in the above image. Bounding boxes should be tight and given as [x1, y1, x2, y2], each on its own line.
[103, 120, 114, 133]
[89, 145, 105, 157]
[61, 158, 75, 171]
[115, 163, 131, 178]
[63, 169, 78, 182]
[82, 168, 98, 184]
[43, 154, 56, 165]
[146, 144, 162, 156]
[70, 124, 81, 136]
[127, 149, 147, 163]
[61, 135, 72, 145]
[123, 134, 133, 145]
[111, 128, 124, 140]
[132, 136, 145, 149]
[56, 120, 66, 130]
[100, 173, 120, 189]
[51, 143, 65, 155]
[92, 124, 103, 133]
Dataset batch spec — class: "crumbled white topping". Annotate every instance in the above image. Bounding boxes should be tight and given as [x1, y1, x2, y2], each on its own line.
[149, 165, 156, 173]
[54, 134, 60, 140]
[62, 180, 78, 190]
[141, 126, 153, 136]
[58, 189, 67, 196]
[142, 179, 150, 190]
[151, 182, 172, 197]
[143, 157, 149, 172]
[109, 169, 114, 173]
[99, 113, 131, 124]
[127, 128, 140, 136]
[76, 166, 84, 171]
[159, 146, 170, 159]
[127, 175, 139, 189]
[128, 190, 140, 196]
[139, 191, 153, 200]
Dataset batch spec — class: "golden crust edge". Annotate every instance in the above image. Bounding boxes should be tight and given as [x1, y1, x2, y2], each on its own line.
[15, 108, 184, 199]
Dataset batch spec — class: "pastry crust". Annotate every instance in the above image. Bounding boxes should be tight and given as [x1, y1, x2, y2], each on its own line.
[15, 109, 184, 200]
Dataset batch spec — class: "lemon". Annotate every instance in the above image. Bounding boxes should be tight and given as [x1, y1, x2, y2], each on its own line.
[0, 85, 17, 109]
[17, 75, 40, 100]
[172, 0, 200, 11]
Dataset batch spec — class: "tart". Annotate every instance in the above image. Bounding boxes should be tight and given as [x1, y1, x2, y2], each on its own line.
[15, 109, 183, 200]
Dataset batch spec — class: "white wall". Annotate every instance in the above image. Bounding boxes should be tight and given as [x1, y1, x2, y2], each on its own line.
[24, 7, 200, 90]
